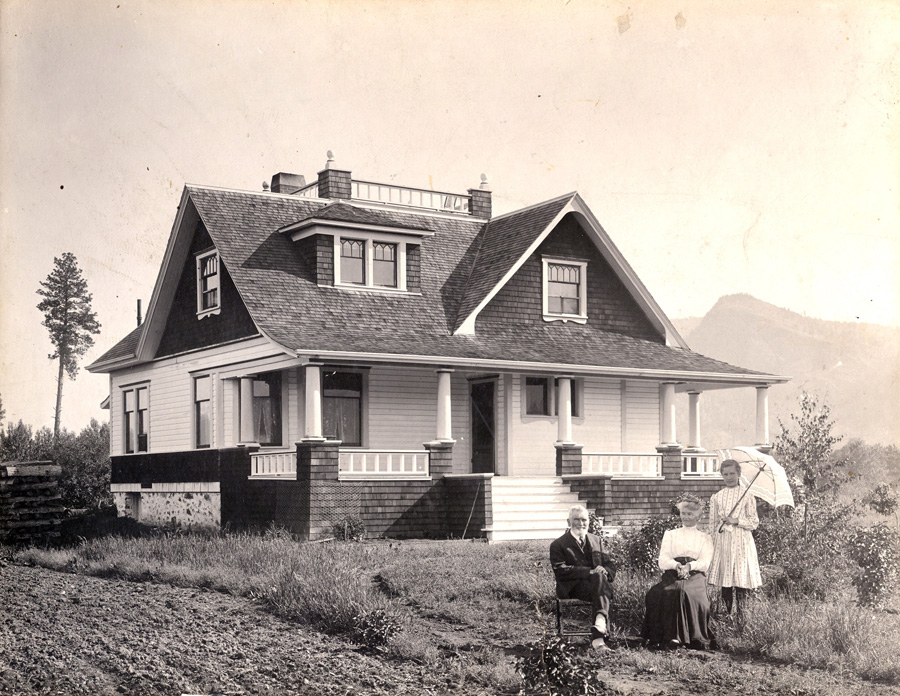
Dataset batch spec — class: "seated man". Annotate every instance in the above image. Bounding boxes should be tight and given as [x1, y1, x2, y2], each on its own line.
[550, 505, 617, 650]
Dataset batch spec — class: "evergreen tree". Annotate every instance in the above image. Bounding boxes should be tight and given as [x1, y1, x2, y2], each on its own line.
[36, 253, 101, 439]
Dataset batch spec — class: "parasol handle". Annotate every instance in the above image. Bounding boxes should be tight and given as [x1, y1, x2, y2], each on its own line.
[718, 461, 767, 534]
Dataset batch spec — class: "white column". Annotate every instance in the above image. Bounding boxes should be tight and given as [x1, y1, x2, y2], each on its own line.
[755, 385, 770, 446]
[304, 364, 323, 440]
[660, 382, 678, 446]
[436, 369, 453, 441]
[557, 376, 573, 444]
[239, 376, 256, 444]
[688, 391, 701, 450]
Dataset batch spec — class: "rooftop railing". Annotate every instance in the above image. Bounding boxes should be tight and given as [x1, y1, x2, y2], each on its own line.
[351, 180, 471, 215]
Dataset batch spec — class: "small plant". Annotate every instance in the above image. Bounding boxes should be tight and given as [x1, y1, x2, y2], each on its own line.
[517, 635, 621, 695]
[351, 608, 402, 651]
[848, 523, 899, 609]
[616, 514, 680, 575]
[332, 514, 366, 541]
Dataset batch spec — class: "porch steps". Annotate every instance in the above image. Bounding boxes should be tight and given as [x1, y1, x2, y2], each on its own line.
[484, 476, 581, 542]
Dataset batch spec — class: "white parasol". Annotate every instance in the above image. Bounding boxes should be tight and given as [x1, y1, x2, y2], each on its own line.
[714, 446, 795, 533]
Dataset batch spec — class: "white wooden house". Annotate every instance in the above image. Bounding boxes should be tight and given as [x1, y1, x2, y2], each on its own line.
[88, 155, 788, 540]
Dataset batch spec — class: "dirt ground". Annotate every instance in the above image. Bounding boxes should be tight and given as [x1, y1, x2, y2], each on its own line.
[0, 563, 468, 696]
[2, 562, 899, 696]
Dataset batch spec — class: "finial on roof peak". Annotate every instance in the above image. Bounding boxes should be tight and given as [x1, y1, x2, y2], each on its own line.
[325, 150, 335, 170]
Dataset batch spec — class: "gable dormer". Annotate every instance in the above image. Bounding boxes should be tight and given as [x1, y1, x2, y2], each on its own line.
[278, 202, 434, 294]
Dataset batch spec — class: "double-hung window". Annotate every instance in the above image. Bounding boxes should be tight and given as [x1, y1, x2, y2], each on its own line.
[525, 377, 550, 416]
[251, 372, 282, 447]
[323, 370, 363, 446]
[542, 257, 587, 323]
[194, 375, 211, 448]
[336, 237, 404, 290]
[196, 249, 221, 318]
[123, 385, 149, 453]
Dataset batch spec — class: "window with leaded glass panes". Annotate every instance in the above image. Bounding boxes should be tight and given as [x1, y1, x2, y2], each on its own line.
[196, 250, 220, 316]
[373, 242, 397, 287]
[340, 239, 365, 284]
[547, 263, 581, 315]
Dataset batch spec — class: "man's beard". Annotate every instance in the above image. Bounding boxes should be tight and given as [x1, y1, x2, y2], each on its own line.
[571, 529, 586, 542]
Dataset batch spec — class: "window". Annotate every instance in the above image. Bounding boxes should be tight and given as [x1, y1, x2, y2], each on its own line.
[525, 377, 550, 416]
[323, 370, 363, 446]
[340, 239, 365, 285]
[251, 372, 282, 447]
[373, 242, 397, 288]
[123, 385, 149, 453]
[194, 375, 211, 448]
[196, 250, 221, 318]
[335, 236, 408, 291]
[554, 378, 582, 418]
[542, 257, 587, 323]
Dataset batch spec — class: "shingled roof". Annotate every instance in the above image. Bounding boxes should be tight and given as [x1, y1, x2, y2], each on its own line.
[90, 185, 781, 382]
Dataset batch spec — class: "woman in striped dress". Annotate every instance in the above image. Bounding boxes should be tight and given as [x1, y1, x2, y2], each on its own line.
[707, 459, 762, 620]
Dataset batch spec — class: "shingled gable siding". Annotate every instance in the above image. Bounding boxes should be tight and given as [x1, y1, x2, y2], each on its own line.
[156, 222, 259, 357]
[474, 214, 662, 341]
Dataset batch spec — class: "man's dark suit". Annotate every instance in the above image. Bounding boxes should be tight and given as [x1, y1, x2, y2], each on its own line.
[550, 530, 617, 624]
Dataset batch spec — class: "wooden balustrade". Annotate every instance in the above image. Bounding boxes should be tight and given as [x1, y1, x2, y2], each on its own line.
[582, 453, 662, 477]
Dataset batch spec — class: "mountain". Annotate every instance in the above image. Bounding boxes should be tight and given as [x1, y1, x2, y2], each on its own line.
[673, 294, 900, 448]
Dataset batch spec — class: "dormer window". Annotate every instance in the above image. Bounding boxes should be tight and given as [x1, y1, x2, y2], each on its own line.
[542, 257, 587, 324]
[340, 239, 366, 284]
[334, 236, 406, 291]
[196, 249, 221, 319]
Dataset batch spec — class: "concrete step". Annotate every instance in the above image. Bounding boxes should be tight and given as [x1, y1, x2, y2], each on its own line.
[491, 476, 565, 487]
[492, 509, 573, 522]
[485, 526, 564, 542]
[490, 493, 581, 505]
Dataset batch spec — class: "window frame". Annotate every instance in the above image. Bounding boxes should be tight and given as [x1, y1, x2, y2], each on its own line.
[123, 384, 150, 454]
[321, 368, 367, 447]
[333, 233, 408, 292]
[541, 257, 588, 324]
[249, 372, 283, 447]
[524, 376, 551, 416]
[196, 249, 221, 319]
[194, 375, 212, 449]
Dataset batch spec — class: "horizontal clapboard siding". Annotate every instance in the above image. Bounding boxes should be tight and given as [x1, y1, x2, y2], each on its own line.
[110, 337, 289, 455]
[367, 366, 438, 449]
[625, 380, 659, 451]
[573, 378, 622, 451]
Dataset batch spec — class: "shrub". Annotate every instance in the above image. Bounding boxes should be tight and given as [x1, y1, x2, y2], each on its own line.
[517, 635, 622, 695]
[351, 608, 402, 651]
[848, 523, 900, 609]
[332, 514, 366, 541]
[615, 514, 680, 575]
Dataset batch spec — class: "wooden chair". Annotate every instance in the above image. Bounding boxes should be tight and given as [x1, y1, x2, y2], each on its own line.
[555, 595, 593, 638]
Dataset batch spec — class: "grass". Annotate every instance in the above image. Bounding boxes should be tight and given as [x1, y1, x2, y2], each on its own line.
[13, 529, 900, 693]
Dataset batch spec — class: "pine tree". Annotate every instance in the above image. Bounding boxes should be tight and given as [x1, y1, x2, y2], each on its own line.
[36, 253, 101, 439]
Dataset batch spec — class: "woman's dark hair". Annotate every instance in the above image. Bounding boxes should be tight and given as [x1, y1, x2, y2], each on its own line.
[720, 459, 742, 475]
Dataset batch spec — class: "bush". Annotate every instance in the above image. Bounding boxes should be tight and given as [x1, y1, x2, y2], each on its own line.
[351, 608, 402, 651]
[332, 515, 366, 541]
[848, 523, 899, 609]
[517, 635, 622, 695]
[615, 514, 680, 575]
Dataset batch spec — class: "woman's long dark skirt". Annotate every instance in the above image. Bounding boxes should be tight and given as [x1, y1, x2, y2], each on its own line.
[641, 570, 715, 648]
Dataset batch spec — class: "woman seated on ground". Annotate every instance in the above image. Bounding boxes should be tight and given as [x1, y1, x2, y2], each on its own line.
[641, 494, 716, 650]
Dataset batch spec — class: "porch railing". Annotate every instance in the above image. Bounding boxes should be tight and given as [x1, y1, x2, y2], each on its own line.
[250, 449, 296, 478]
[582, 453, 662, 477]
[248, 448, 430, 479]
[339, 449, 430, 479]
[351, 180, 471, 215]
[681, 453, 722, 478]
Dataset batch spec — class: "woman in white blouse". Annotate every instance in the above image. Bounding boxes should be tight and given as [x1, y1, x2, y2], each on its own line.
[641, 494, 715, 650]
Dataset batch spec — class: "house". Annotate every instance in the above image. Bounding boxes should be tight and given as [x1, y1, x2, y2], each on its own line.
[88, 154, 788, 541]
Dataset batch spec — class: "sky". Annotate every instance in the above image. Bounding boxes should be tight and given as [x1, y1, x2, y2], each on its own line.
[1, 0, 898, 433]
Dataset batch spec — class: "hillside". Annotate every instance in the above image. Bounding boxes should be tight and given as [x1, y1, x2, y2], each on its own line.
[673, 294, 900, 448]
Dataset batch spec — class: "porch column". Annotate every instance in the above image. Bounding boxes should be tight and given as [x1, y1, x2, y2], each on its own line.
[687, 391, 702, 451]
[556, 376, 573, 444]
[304, 363, 324, 440]
[436, 369, 453, 442]
[239, 376, 257, 445]
[660, 382, 678, 446]
[755, 385, 770, 448]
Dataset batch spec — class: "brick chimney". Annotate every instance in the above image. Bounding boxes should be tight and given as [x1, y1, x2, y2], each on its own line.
[270, 172, 307, 194]
[468, 174, 491, 219]
[316, 150, 352, 200]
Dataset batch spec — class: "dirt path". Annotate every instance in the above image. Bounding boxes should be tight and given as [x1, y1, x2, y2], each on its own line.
[0, 563, 457, 696]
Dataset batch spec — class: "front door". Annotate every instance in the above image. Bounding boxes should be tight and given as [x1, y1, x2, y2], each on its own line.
[470, 380, 495, 474]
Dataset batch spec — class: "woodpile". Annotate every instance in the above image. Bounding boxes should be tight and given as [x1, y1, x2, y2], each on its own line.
[0, 462, 65, 545]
